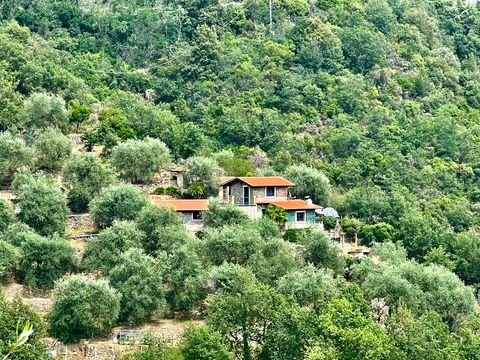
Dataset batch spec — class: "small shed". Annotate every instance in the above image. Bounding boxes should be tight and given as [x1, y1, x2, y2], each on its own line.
[149, 197, 209, 231]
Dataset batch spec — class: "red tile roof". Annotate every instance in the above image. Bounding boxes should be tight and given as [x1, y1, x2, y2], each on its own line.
[150, 197, 209, 211]
[269, 199, 322, 210]
[221, 176, 294, 187]
[219, 176, 236, 184]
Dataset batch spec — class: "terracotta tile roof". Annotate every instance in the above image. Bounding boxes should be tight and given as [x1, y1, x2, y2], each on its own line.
[269, 199, 322, 210]
[150, 197, 209, 211]
[219, 176, 236, 184]
[221, 176, 294, 187]
[255, 197, 278, 204]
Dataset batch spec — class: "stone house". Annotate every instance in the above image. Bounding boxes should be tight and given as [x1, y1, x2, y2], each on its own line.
[150, 176, 323, 231]
[219, 176, 293, 218]
[219, 176, 323, 229]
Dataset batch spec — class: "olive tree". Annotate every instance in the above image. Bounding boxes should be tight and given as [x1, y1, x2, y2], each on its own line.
[110, 137, 171, 184]
[0, 132, 34, 185]
[203, 200, 249, 228]
[49, 275, 120, 343]
[207, 264, 288, 359]
[34, 128, 72, 171]
[14, 173, 68, 236]
[108, 248, 166, 324]
[301, 229, 345, 274]
[0, 199, 15, 233]
[62, 153, 116, 212]
[82, 221, 144, 274]
[23, 93, 68, 131]
[184, 156, 223, 197]
[284, 164, 331, 205]
[135, 204, 182, 254]
[277, 265, 339, 309]
[19, 234, 76, 288]
[90, 184, 148, 228]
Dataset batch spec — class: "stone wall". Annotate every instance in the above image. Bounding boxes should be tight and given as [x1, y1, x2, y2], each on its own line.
[67, 214, 94, 231]
[229, 181, 250, 205]
[252, 186, 288, 200]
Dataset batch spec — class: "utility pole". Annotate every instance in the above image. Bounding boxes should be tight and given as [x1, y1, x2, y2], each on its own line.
[269, 0, 273, 34]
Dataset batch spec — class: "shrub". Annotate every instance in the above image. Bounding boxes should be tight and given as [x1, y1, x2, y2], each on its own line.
[0, 241, 20, 282]
[0, 292, 48, 359]
[184, 156, 223, 197]
[153, 186, 182, 198]
[1, 222, 36, 246]
[23, 93, 68, 131]
[360, 222, 395, 246]
[284, 164, 331, 205]
[180, 326, 231, 360]
[302, 229, 345, 274]
[0, 199, 15, 234]
[49, 275, 120, 343]
[135, 204, 183, 253]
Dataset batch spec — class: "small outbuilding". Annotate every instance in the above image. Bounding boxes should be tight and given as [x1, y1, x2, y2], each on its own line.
[150, 196, 209, 231]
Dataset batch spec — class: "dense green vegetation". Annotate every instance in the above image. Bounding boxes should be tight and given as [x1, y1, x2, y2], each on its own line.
[3, 0, 480, 359]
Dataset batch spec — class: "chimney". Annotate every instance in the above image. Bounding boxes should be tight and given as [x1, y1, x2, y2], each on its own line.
[304, 196, 312, 205]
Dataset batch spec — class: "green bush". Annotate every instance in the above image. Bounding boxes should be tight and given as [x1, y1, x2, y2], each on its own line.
[153, 186, 182, 198]
[110, 137, 171, 184]
[0, 240, 20, 282]
[0, 132, 35, 185]
[0, 292, 48, 359]
[360, 222, 395, 246]
[203, 201, 249, 228]
[180, 326, 231, 360]
[0, 199, 15, 234]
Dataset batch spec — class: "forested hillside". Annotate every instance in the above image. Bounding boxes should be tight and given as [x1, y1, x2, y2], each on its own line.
[3, 0, 480, 359]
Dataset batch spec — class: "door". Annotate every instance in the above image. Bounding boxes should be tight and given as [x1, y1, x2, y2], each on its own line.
[243, 186, 250, 205]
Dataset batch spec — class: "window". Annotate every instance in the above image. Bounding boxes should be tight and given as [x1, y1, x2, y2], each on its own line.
[192, 211, 203, 220]
[243, 186, 250, 205]
[265, 186, 276, 197]
[296, 211, 306, 222]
